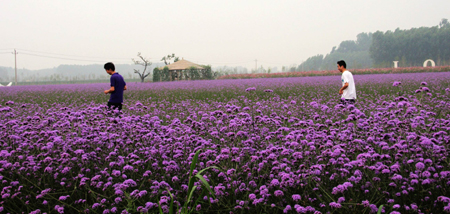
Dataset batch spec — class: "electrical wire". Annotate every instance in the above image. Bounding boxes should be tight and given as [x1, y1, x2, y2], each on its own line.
[2, 48, 261, 66]
[187, 59, 255, 65]
[20, 52, 130, 63]
[17, 49, 132, 60]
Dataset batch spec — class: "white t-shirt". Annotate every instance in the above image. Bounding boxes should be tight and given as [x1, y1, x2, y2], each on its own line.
[341, 70, 357, 99]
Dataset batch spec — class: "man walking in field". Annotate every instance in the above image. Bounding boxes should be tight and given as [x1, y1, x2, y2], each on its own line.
[337, 60, 356, 104]
[104, 62, 127, 110]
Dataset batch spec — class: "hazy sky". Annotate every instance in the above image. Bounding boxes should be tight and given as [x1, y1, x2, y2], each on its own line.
[1, 0, 449, 70]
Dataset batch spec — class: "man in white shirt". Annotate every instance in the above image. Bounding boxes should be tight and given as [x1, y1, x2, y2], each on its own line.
[337, 60, 356, 104]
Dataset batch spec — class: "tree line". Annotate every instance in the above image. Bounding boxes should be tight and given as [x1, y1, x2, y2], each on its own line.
[152, 65, 214, 82]
[298, 32, 373, 71]
[298, 18, 450, 71]
[370, 19, 450, 67]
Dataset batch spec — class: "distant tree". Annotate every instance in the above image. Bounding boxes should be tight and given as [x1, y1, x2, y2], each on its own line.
[0, 67, 8, 82]
[203, 65, 213, 79]
[162, 66, 170, 81]
[153, 68, 161, 82]
[370, 19, 450, 67]
[161, 53, 180, 65]
[298, 54, 324, 71]
[439, 18, 449, 28]
[132, 52, 152, 83]
[336, 40, 358, 53]
[188, 66, 200, 80]
[330, 46, 337, 54]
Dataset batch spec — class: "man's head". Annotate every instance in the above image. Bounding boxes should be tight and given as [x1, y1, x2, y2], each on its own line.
[104, 62, 115, 75]
[337, 60, 346, 73]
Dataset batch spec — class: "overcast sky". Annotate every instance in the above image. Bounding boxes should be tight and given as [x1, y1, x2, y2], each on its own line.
[1, 0, 449, 70]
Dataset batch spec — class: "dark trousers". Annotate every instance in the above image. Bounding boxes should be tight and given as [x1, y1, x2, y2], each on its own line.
[107, 102, 122, 110]
[340, 99, 356, 105]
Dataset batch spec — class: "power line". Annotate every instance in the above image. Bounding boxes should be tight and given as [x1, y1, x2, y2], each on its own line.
[17, 49, 132, 60]
[20, 52, 130, 63]
[186, 58, 254, 65]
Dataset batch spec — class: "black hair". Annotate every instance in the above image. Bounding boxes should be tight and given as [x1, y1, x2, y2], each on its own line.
[104, 62, 115, 71]
[337, 60, 346, 68]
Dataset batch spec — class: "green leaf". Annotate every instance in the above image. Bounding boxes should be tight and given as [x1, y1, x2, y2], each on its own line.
[167, 189, 174, 214]
[188, 189, 205, 214]
[377, 205, 383, 214]
[189, 149, 201, 176]
[195, 174, 216, 199]
[187, 149, 202, 194]
[196, 166, 219, 176]
[182, 185, 198, 213]
[158, 201, 164, 214]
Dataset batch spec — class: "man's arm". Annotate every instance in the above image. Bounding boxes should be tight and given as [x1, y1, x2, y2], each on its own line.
[104, 86, 115, 94]
[339, 82, 349, 95]
[124, 85, 127, 91]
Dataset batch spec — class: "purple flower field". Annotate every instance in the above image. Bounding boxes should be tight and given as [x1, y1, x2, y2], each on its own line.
[1, 72, 450, 214]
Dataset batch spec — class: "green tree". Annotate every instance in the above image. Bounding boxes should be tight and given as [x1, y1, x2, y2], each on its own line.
[188, 66, 200, 80]
[203, 65, 213, 79]
[161, 53, 180, 65]
[153, 68, 161, 82]
[439, 18, 449, 28]
[370, 19, 450, 67]
[162, 66, 170, 81]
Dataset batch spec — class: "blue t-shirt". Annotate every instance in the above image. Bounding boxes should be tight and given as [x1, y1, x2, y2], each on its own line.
[109, 73, 126, 103]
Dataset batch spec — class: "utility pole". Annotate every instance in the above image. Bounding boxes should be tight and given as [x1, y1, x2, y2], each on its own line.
[13, 49, 18, 85]
[255, 59, 257, 72]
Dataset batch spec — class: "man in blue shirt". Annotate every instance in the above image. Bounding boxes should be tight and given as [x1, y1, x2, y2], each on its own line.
[103, 62, 127, 110]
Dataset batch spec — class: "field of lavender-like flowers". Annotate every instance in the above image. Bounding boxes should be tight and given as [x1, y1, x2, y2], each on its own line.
[1, 72, 450, 214]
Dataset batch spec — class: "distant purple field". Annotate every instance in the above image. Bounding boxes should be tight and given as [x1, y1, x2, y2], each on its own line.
[1, 72, 449, 94]
[1, 72, 450, 213]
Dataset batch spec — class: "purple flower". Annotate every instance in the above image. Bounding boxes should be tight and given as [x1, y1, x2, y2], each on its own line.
[274, 190, 284, 197]
[245, 87, 256, 92]
[271, 179, 280, 186]
[123, 179, 137, 187]
[114, 197, 122, 204]
[54, 205, 64, 214]
[329, 202, 341, 208]
[292, 194, 301, 201]
[421, 87, 430, 92]
[438, 196, 450, 203]
[283, 205, 292, 213]
[416, 162, 425, 170]
[112, 170, 121, 177]
[123, 165, 134, 171]
[59, 195, 70, 201]
[249, 194, 256, 200]
[393, 81, 401, 86]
